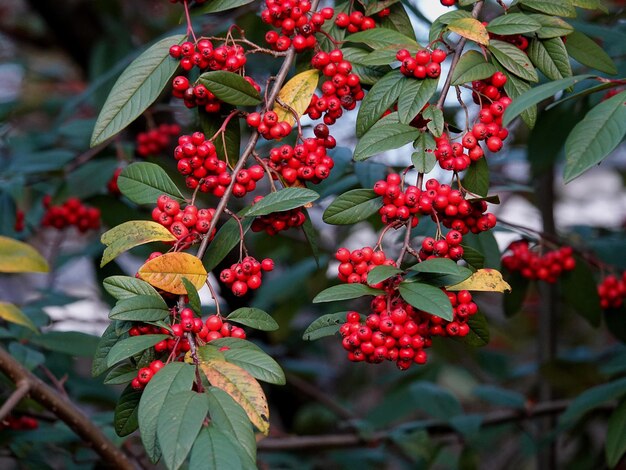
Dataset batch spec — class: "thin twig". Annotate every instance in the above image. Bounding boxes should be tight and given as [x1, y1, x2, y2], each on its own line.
[0, 380, 30, 422]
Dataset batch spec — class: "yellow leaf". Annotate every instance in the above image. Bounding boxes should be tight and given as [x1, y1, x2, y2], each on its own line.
[0, 302, 38, 333]
[100, 220, 177, 267]
[137, 252, 207, 294]
[199, 358, 270, 435]
[0, 236, 49, 273]
[448, 18, 490, 46]
[273, 69, 320, 126]
[447, 268, 512, 293]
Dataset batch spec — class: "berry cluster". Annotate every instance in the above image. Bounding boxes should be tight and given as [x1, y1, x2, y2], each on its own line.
[131, 360, 164, 390]
[501, 240, 576, 283]
[0, 415, 38, 431]
[266, 134, 335, 185]
[335, 247, 396, 285]
[339, 289, 477, 370]
[151, 195, 217, 243]
[170, 40, 246, 72]
[136, 123, 181, 157]
[487, 27, 529, 51]
[251, 197, 306, 235]
[597, 274, 626, 310]
[220, 256, 275, 296]
[41, 196, 101, 232]
[335, 11, 376, 32]
[246, 111, 293, 140]
[397, 48, 447, 79]
[419, 230, 464, 261]
[172, 76, 220, 113]
[262, 0, 334, 52]
[307, 49, 364, 125]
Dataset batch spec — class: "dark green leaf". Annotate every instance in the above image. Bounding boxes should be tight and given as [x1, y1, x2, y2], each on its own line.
[451, 51, 497, 86]
[91, 34, 185, 146]
[430, 10, 472, 43]
[203, 216, 253, 272]
[181, 277, 202, 315]
[303, 312, 350, 340]
[529, 14, 574, 39]
[114, 385, 142, 437]
[473, 385, 525, 409]
[463, 232, 501, 270]
[564, 90, 626, 183]
[118, 162, 184, 205]
[189, 427, 244, 470]
[411, 132, 437, 173]
[9, 150, 75, 175]
[244, 188, 319, 216]
[313, 284, 384, 303]
[194, 0, 254, 14]
[463, 157, 489, 197]
[197, 71, 262, 106]
[30, 331, 98, 357]
[227, 308, 279, 331]
[92, 323, 119, 377]
[58, 159, 119, 200]
[8, 343, 44, 370]
[605, 307, 626, 343]
[606, 398, 626, 468]
[107, 334, 168, 367]
[410, 382, 462, 420]
[565, 30, 618, 75]
[379, 2, 416, 40]
[109, 295, 169, 322]
[322, 189, 382, 225]
[561, 257, 602, 327]
[459, 311, 490, 347]
[103, 276, 161, 300]
[503, 271, 530, 316]
[354, 113, 421, 161]
[222, 346, 285, 385]
[367, 265, 403, 286]
[397, 78, 438, 125]
[398, 281, 454, 321]
[301, 211, 321, 266]
[356, 71, 405, 137]
[527, 38, 569, 81]
[345, 27, 419, 49]
[559, 377, 626, 428]
[486, 13, 542, 35]
[498, 67, 537, 128]
[461, 244, 485, 269]
[519, 0, 576, 17]
[489, 40, 538, 83]
[341, 47, 391, 86]
[199, 108, 241, 163]
[409, 258, 469, 276]
[105, 364, 137, 385]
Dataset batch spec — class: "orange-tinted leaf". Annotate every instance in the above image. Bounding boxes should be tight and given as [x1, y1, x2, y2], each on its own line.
[0, 236, 49, 273]
[137, 252, 207, 294]
[199, 357, 270, 435]
[447, 268, 512, 293]
[100, 220, 176, 267]
[273, 69, 320, 126]
[448, 18, 490, 46]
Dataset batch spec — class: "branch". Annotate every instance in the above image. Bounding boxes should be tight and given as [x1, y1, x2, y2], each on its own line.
[0, 346, 136, 470]
[0, 380, 30, 421]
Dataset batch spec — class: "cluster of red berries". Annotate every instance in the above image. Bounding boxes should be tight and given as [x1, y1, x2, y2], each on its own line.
[0, 415, 38, 431]
[152, 195, 217, 243]
[262, 0, 334, 52]
[41, 196, 101, 232]
[335, 247, 396, 285]
[136, 123, 181, 157]
[306, 49, 364, 125]
[335, 11, 376, 32]
[266, 134, 335, 186]
[339, 289, 477, 369]
[246, 111, 293, 140]
[108, 168, 123, 195]
[173, 131, 265, 196]
[487, 28, 529, 51]
[131, 359, 164, 390]
[597, 273, 626, 310]
[14, 209, 24, 232]
[170, 40, 246, 72]
[419, 231, 464, 261]
[397, 48, 447, 79]
[501, 240, 576, 283]
[219, 256, 275, 296]
[251, 197, 306, 235]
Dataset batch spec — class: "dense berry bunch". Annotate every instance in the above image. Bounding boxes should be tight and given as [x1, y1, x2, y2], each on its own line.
[246, 111, 293, 140]
[251, 198, 306, 234]
[419, 230, 464, 261]
[335, 247, 396, 285]
[131, 360, 165, 390]
[266, 134, 335, 185]
[136, 123, 181, 157]
[501, 240, 576, 283]
[597, 274, 626, 309]
[339, 289, 477, 370]
[42, 196, 101, 232]
[397, 48, 447, 79]
[220, 256, 275, 296]
[262, 0, 334, 52]
[306, 49, 364, 125]
[152, 195, 217, 243]
[0, 415, 38, 431]
[170, 40, 246, 72]
[335, 11, 376, 32]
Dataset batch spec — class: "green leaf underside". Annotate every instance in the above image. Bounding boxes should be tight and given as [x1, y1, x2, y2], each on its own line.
[412, 132, 437, 173]
[530, 14, 574, 39]
[565, 30, 618, 75]
[197, 71, 262, 106]
[189, 427, 245, 470]
[118, 162, 184, 205]
[398, 282, 454, 321]
[220, 347, 286, 385]
[323, 189, 382, 225]
[313, 283, 385, 303]
[226, 308, 279, 331]
[91, 34, 185, 146]
[354, 113, 421, 161]
[527, 38, 568, 82]
[409, 258, 469, 277]
[106, 334, 169, 367]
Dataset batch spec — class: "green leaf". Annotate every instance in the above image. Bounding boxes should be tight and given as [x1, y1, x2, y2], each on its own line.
[92, 323, 119, 377]
[221, 346, 285, 385]
[8, 150, 75, 175]
[519, 0, 576, 17]
[365, 0, 400, 16]
[205, 386, 256, 463]
[499, 68, 537, 128]
[139, 363, 195, 462]
[158, 391, 209, 470]
[341, 47, 391, 86]
[529, 14, 574, 39]
[345, 27, 419, 49]
[109, 295, 169, 322]
[197, 71, 261, 106]
[103, 275, 161, 300]
[461, 244, 485, 269]
[527, 38, 571, 81]
[194, 0, 255, 13]
[606, 398, 626, 468]
[0, 302, 38, 333]
[30, 331, 98, 357]
[410, 382, 462, 420]
[502, 74, 594, 127]
[430, 10, 472, 43]
[605, 307, 626, 344]
[208, 337, 264, 352]
[189, 427, 244, 470]
[244, 188, 319, 217]
[559, 377, 626, 428]
[411, 132, 437, 173]
[450, 50, 498, 86]
[105, 364, 138, 385]
[486, 13, 542, 35]
[226, 308, 278, 331]
[114, 385, 142, 437]
[560, 256, 602, 327]
[367, 266, 403, 286]
[356, 71, 405, 137]
[203, 215, 253, 272]
[199, 108, 241, 163]
[303, 312, 350, 340]
[181, 277, 202, 315]
[489, 40, 538, 83]
[463, 232, 501, 270]
[100, 220, 176, 267]
[397, 79, 438, 125]
[91, 34, 184, 146]
[565, 31, 617, 75]
[459, 311, 490, 347]
[398, 281, 454, 321]
[354, 113, 421, 161]
[463, 158, 489, 197]
[409, 258, 468, 276]
[8, 343, 44, 370]
[301, 211, 321, 266]
[118, 162, 184, 205]
[563, 90, 626, 183]
[0, 236, 49, 273]
[503, 271, 530, 316]
[379, 2, 416, 40]
[447, 17, 490, 45]
[322, 189, 382, 225]
[106, 334, 168, 367]
[424, 106, 444, 137]
[472, 385, 525, 409]
[543, 38, 572, 79]
[59, 159, 119, 200]
[313, 284, 384, 303]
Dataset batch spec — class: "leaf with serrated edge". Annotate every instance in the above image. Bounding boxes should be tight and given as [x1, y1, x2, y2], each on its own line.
[226, 308, 278, 331]
[139, 363, 195, 462]
[313, 283, 384, 303]
[489, 40, 538, 82]
[397, 79, 438, 125]
[109, 295, 169, 321]
[303, 312, 351, 340]
[398, 281, 454, 321]
[118, 162, 183, 205]
[103, 276, 160, 300]
[244, 188, 319, 217]
[323, 189, 382, 225]
[273, 69, 319, 126]
[181, 277, 202, 315]
[446, 269, 511, 293]
[354, 113, 421, 161]
[356, 71, 405, 137]
[0, 302, 38, 333]
[100, 220, 176, 267]
[91, 35, 184, 146]
[138, 252, 207, 295]
[197, 71, 261, 106]
[106, 334, 169, 367]
[199, 358, 270, 435]
[0, 236, 48, 273]
[451, 51, 497, 86]
[448, 17, 490, 45]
